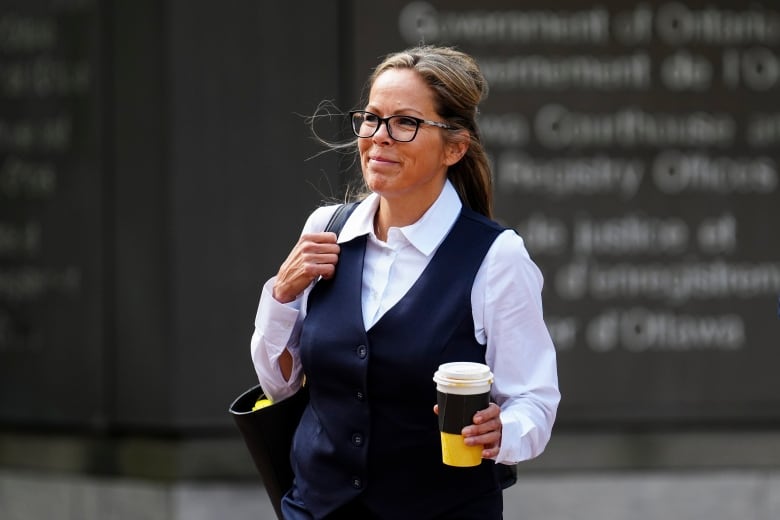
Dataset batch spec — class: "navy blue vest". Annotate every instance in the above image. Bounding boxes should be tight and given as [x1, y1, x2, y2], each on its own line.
[294, 208, 504, 518]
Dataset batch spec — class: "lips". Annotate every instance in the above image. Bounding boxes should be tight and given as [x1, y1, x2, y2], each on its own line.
[369, 155, 397, 164]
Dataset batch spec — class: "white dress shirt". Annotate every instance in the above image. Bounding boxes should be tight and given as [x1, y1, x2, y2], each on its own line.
[251, 180, 560, 464]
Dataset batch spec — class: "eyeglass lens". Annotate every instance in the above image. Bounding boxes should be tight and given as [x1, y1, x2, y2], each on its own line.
[351, 112, 419, 142]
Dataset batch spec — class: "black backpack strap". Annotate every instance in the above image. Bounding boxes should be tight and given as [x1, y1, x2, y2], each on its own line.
[323, 201, 359, 235]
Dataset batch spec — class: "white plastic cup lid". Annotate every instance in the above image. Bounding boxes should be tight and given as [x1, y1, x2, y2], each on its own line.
[433, 362, 493, 393]
[435, 362, 492, 380]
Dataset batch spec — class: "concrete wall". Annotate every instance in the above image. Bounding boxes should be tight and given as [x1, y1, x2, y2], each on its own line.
[3, 429, 780, 518]
[2, 469, 779, 520]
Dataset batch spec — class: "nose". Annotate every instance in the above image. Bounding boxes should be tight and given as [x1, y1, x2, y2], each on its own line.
[372, 119, 393, 143]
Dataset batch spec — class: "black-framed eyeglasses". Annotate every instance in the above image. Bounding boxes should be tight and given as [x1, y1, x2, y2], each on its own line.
[349, 110, 455, 143]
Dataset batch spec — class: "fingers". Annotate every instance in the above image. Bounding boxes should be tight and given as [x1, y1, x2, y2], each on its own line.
[298, 232, 340, 259]
[273, 232, 341, 303]
[461, 403, 502, 458]
[297, 232, 341, 279]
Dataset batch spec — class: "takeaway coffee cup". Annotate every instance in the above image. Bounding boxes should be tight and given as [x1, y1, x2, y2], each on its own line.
[433, 362, 493, 467]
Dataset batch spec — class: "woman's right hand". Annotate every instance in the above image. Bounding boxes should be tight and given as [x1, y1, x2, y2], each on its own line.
[272, 231, 341, 303]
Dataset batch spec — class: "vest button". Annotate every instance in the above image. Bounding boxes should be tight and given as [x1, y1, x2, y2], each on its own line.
[356, 345, 367, 358]
[351, 433, 364, 447]
[351, 477, 363, 489]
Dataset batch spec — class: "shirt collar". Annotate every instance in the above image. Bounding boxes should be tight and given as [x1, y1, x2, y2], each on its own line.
[337, 180, 463, 257]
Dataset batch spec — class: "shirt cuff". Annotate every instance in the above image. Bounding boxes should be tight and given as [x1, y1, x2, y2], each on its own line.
[495, 408, 541, 465]
[255, 277, 302, 349]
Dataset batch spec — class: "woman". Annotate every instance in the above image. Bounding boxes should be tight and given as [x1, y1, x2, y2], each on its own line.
[251, 46, 559, 519]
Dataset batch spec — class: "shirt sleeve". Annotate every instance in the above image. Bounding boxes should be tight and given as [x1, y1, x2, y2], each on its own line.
[473, 230, 561, 465]
[249, 205, 337, 402]
[249, 277, 305, 402]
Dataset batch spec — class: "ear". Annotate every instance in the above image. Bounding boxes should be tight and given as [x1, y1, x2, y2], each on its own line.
[443, 130, 470, 167]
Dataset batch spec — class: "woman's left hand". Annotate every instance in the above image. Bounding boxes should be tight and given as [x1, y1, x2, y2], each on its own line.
[433, 403, 501, 459]
[435, 402, 503, 460]
[462, 402, 503, 459]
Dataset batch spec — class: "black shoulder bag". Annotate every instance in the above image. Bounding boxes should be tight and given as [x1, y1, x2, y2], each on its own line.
[229, 202, 357, 520]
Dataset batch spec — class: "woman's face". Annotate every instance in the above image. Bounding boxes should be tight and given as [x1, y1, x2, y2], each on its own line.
[358, 68, 463, 203]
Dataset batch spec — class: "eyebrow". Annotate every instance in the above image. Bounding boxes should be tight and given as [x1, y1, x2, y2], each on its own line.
[365, 105, 425, 117]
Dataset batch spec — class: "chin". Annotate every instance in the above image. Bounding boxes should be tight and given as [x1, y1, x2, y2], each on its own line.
[365, 181, 386, 195]
[364, 172, 389, 191]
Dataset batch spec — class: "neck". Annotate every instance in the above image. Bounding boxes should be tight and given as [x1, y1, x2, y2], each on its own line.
[373, 196, 433, 241]
[371, 178, 447, 241]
